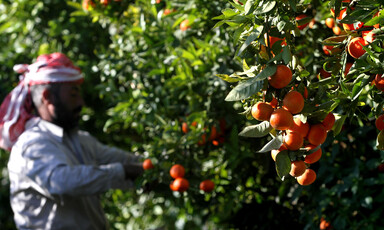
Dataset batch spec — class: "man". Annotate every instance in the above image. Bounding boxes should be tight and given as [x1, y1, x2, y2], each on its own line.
[0, 53, 144, 229]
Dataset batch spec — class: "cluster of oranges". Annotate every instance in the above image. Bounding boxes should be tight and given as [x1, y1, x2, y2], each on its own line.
[142, 160, 215, 193]
[181, 119, 226, 146]
[322, 1, 379, 63]
[251, 64, 336, 185]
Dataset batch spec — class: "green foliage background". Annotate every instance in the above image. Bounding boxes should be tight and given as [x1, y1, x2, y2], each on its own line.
[0, 0, 384, 229]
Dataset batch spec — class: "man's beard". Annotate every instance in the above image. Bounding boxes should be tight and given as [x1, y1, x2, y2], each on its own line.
[51, 99, 82, 132]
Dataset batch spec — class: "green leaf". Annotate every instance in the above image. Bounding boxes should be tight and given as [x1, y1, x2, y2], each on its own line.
[253, 1, 276, 15]
[225, 65, 276, 101]
[333, 114, 347, 136]
[257, 134, 283, 153]
[216, 74, 241, 83]
[244, 0, 256, 15]
[282, 46, 292, 65]
[377, 130, 384, 150]
[238, 121, 272, 137]
[288, 0, 297, 12]
[275, 150, 291, 180]
[237, 26, 263, 56]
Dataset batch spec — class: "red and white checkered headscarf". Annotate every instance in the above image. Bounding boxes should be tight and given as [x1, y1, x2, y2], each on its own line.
[0, 53, 83, 151]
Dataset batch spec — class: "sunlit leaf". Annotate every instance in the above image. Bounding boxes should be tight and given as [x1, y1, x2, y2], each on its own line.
[238, 121, 272, 137]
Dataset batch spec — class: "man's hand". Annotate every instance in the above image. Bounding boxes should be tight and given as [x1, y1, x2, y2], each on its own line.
[122, 160, 144, 180]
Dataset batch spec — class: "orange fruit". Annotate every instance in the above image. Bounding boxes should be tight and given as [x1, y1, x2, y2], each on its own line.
[209, 126, 218, 141]
[172, 178, 189, 192]
[100, 0, 109, 6]
[143, 159, 154, 170]
[198, 133, 207, 146]
[170, 164, 185, 179]
[170, 181, 176, 191]
[251, 102, 274, 121]
[348, 37, 367, 59]
[289, 160, 306, 177]
[322, 112, 335, 131]
[343, 21, 364, 32]
[319, 68, 331, 79]
[362, 30, 375, 43]
[182, 122, 189, 133]
[282, 91, 304, 114]
[296, 168, 317, 186]
[284, 131, 304, 150]
[271, 145, 288, 161]
[270, 108, 294, 130]
[199, 180, 215, 192]
[375, 74, 384, 91]
[304, 144, 322, 164]
[376, 114, 384, 131]
[288, 117, 310, 137]
[307, 123, 327, 146]
[163, 9, 174, 16]
[332, 26, 342, 35]
[180, 19, 190, 31]
[82, 0, 95, 10]
[296, 14, 310, 30]
[267, 97, 278, 108]
[320, 217, 332, 230]
[325, 18, 335, 28]
[268, 65, 292, 89]
[265, 34, 287, 48]
[344, 62, 353, 77]
[330, 8, 347, 20]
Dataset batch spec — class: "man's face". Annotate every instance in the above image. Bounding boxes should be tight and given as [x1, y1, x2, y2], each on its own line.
[51, 83, 84, 131]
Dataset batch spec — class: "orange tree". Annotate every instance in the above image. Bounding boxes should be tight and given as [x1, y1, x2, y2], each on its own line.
[1, 0, 384, 229]
[214, 0, 384, 228]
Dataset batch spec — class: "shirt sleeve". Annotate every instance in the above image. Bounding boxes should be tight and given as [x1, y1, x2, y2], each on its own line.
[22, 139, 134, 198]
[79, 130, 142, 165]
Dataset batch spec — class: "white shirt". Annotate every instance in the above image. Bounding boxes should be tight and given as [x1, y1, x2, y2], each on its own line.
[7, 119, 139, 229]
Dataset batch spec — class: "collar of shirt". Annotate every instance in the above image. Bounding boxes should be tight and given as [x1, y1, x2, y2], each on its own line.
[36, 119, 79, 144]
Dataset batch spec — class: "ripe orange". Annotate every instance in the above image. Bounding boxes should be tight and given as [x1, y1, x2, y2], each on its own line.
[322, 112, 335, 131]
[296, 14, 309, 30]
[265, 34, 287, 48]
[319, 68, 331, 79]
[198, 133, 207, 146]
[330, 8, 347, 20]
[325, 18, 335, 28]
[209, 126, 218, 141]
[304, 144, 322, 164]
[182, 122, 189, 133]
[320, 218, 332, 230]
[170, 164, 185, 179]
[100, 0, 109, 6]
[199, 180, 215, 192]
[307, 123, 327, 146]
[332, 26, 342, 35]
[82, 0, 95, 10]
[271, 145, 288, 161]
[282, 91, 304, 114]
[284, 131, 304, 151]
[376, 114, 384, 131]
[172, 178, 189, 192]
[180, 19, 190, 31]
[344, 62, 353, 77]
[267, 97, 278, 108]
[143, 159, 154, 170]
[322, 45, 333, 56]
[375, 74, 384, 91]
[268, 65, 292, 89]
[270, 108, 294, 130]
[251, 102, 274, 121]
[362, 30, 375, 43]
[289, 160, 306, 177]
[288, 117, 310, 137]
[296, 168, 317, 186]
[343, 21, 364, 32]
[348, 37, 367, 59]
